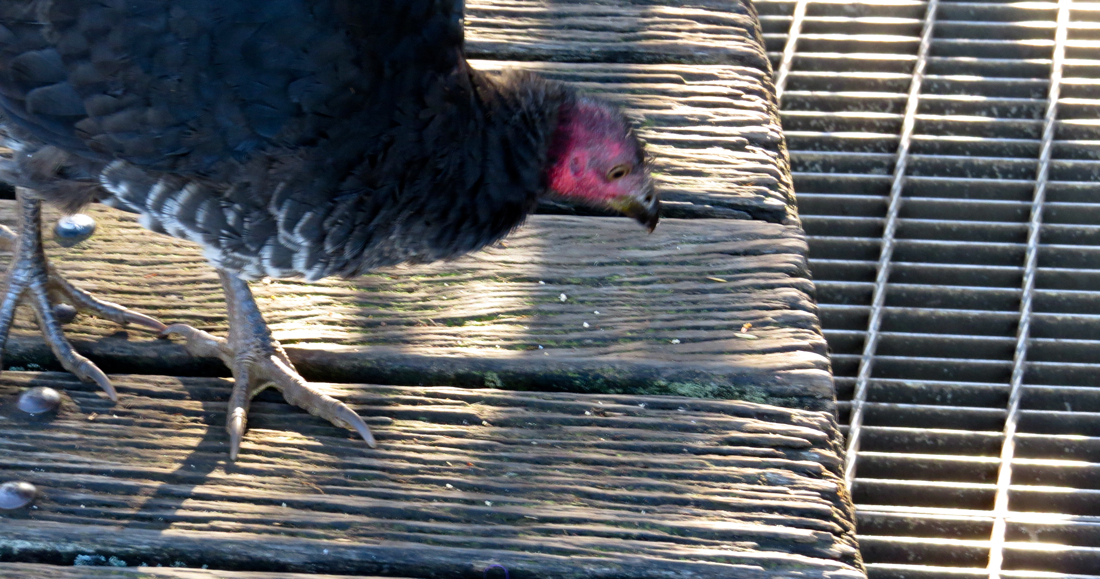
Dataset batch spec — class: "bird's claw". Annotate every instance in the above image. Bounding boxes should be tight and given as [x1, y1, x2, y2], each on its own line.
[49, 271, 167, 332]
[7, 278, 119, 399]
[163, 319, 376, 459]
[0, 193, 165, 400]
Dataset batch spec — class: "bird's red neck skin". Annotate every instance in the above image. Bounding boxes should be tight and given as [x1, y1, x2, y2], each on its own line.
[545, 99, 634, 205]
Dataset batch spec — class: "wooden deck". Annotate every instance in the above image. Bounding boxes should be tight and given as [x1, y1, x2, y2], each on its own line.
[1, 375, 857, 578]
[0, 1, 863, 577]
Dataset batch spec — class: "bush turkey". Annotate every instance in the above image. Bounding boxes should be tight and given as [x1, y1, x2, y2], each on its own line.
[0, 0, 659, 457]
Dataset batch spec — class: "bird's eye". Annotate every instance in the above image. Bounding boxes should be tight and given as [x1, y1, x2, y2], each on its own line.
[606, 164, 631, 181]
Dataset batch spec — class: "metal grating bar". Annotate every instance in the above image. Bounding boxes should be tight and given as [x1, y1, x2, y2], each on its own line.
[844, 0, 940, 488]
[759, 0, 1100, 575]
[987, 1, 1072, 576]
[773, 0, 808, 102]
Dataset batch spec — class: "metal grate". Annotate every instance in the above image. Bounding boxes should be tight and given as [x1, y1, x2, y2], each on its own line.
[756, 0, 1100, 577]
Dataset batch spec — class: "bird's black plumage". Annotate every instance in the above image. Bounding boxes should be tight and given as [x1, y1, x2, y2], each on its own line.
[0, 0, 658, 454]
[0, 0, 571, 280]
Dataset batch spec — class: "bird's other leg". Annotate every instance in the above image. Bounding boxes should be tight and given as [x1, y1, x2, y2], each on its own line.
[0, 228, 165, 330]
[0, 188, 167, 399]
[162, 270, 375, 458]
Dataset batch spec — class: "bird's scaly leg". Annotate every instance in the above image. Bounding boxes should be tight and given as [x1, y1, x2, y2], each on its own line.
[0, 188, 167, 399]
[163, 270, 375, 458]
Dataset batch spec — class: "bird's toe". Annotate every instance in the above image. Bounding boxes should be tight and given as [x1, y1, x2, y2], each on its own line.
[24, 275, 117, 400]
[248, 353, 377, 451]
[49, 270, 167, 332]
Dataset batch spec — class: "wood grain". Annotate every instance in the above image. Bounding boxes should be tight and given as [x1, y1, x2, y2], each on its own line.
[0, 202, 833, 409]
[0, 372, 861, 578]
[465, 0, 771, 70]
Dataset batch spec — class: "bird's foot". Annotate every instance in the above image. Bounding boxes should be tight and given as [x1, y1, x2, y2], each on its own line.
[162, 271, 375, 459]
[0, 189, 167, 400]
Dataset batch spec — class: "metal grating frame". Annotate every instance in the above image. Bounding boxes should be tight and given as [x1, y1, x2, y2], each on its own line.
[758, 0, 1100, 577]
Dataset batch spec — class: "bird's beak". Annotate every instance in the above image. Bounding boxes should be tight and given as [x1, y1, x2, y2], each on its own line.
[609, 184, 660, 232]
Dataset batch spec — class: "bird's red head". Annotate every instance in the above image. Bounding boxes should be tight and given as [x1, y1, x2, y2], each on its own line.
[545, 97, 659, 231]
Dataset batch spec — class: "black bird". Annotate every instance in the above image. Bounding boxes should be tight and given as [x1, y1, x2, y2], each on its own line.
[0, 0, 658, 457]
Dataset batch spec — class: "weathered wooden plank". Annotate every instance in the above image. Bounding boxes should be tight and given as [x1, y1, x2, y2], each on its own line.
[0, 372, 862, 577]
[0, 563, 399, 579]
[462, 0, 792, 224]
[0, 202, 833, 409]
[465, 0, 770, 70]
[471, 61, 795, 223]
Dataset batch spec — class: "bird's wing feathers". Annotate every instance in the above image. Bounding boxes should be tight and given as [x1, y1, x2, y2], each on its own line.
[0, 0, 539, 282]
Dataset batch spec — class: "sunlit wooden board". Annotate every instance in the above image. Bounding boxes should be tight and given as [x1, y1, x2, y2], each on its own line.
[0, 202, 832, 410]
[465, 0, 770, 69]
[0, 372, 861, 578]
